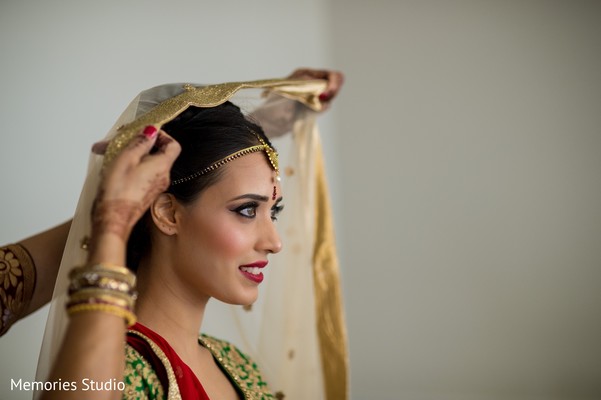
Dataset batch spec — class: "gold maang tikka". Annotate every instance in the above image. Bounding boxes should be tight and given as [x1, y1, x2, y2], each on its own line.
[170, 133, 280, 186]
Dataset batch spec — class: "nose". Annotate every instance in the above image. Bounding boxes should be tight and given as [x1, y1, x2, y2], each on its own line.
[257, 218, 283, 254]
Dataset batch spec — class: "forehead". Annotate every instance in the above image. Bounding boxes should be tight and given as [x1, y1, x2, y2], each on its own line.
[198, 152, 278, 200]
[221, 152, 275, 181]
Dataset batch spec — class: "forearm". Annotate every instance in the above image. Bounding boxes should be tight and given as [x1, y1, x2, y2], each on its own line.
[42, 313, 126, 400]
[41, 236, 130, 400]
[0, 220, 71, 336]
[37, 127, 177, 398]
[20, 220, 72, 315]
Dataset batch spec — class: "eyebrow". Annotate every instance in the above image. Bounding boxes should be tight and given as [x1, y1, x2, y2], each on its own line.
[230, 194, 284, 203]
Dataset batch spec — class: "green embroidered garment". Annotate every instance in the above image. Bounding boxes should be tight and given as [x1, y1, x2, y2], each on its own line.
[124, 323, 275, 400]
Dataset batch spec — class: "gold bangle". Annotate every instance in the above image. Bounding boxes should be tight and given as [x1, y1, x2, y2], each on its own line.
[67, 293, 134, 310]
[67, 303, 136, 327]
[87, 263, 136, 286]
[69, 275, 135, 295]
[87, 262, 133, 276]
[69, 263, 136, 287]
[69, 272, 135, 290]
[66, 299, 134, 314]
[68, 288, 136, 303]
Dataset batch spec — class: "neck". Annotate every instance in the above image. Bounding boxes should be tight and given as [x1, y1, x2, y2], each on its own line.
[134, 258, 209, 355]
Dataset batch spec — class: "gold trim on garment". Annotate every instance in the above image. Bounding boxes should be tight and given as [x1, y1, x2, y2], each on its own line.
[103, 78, 327, 167]
[127, 330, 182, 400]
[124, 344, 165, 399]
[199, 334, 275, 400]
[126, 330, 275, 399]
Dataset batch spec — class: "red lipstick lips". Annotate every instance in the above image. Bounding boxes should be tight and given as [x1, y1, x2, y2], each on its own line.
[239, 261, 267, 284]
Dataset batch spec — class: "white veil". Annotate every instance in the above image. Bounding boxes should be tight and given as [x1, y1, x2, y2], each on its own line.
[35, 79, 349, 400]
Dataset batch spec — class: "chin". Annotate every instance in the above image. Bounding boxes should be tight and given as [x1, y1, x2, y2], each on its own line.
[221, 287, 259, 306]
[238, 291, 259, 306]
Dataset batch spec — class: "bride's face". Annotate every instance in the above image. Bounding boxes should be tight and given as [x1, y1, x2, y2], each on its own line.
[172, 152, 283, 305]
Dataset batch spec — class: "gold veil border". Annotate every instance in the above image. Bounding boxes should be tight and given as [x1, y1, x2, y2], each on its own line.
[104, 78, 326, 166]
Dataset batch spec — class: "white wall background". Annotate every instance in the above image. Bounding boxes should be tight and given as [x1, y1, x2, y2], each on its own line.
[1, 1, 601, 399]
[328, 1, 601, 399]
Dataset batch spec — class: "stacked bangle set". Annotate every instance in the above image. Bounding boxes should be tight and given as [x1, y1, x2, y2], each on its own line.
[66, 263, 137, 327]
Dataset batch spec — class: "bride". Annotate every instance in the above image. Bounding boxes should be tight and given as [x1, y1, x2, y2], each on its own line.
[6, 70, 348, 399]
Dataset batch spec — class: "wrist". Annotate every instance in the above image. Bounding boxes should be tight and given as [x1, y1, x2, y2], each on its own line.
[87, 233, 127, 266]
[91, 198, 144, 243]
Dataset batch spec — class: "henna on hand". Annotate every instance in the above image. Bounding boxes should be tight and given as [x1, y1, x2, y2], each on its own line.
[88, 129, 179, 253]
[91, 198, 145, 242]
[91, 172, 170, 241]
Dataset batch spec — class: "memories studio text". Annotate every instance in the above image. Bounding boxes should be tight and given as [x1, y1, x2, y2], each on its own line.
[10, 378, 125, 392]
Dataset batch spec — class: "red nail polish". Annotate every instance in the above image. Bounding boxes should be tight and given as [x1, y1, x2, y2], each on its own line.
[143, 125, 158, 139]
[319, 92, 330, 101]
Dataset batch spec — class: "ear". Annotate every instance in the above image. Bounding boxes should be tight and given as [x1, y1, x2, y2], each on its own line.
[150, 193, 179, 236]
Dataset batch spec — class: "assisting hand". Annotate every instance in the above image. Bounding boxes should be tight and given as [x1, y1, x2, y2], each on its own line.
[91, 127, 181, 246]
[287, 68, 345, 107]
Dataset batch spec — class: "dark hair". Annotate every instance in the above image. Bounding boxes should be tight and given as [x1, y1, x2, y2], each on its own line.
[126, 101, 273, 271]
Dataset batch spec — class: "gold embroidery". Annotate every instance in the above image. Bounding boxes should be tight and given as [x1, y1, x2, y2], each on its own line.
[124, 344, 165, 399]
[104, 79, 327, 167]
[199, 334, 275, 400]
[0, 244, 36, 336]
[127, 330, 182, 400]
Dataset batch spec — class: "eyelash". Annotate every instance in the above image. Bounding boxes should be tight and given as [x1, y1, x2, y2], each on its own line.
[271, 205, 284, 221]
[233, 202, 259, 219]
[232, 202, 284, 221]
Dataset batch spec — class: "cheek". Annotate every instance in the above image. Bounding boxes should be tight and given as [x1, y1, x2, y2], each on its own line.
[188, 213, 252, 261]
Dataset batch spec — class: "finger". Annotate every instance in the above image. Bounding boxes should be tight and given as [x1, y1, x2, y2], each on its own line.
[150, 131, 181, 162]
[141, 131, 181, 169]
[289, 68, 328, 80]
[103, 126, 160, 178]
[290, 68, 335, 102]
[325, 71, 344, 98]
[118, 125, 161, 164]
[138, 135, 181, 193]
[318, 71, 344, 102]
[91, 140, 109, 155]
[288, 68, 309, 79]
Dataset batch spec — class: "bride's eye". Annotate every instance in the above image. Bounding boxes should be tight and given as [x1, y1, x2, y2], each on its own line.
[233, 202, 258, 219]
